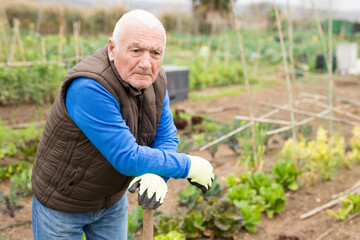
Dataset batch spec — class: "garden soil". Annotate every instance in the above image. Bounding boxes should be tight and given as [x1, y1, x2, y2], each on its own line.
[1, 74, 360, 240]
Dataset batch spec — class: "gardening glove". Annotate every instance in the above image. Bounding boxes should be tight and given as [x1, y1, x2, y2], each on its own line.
[186, 155, 214, 194]
[128, 173, 167, 210]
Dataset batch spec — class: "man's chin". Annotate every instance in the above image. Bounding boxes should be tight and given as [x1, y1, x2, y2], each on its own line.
[130, 79, 154, 90]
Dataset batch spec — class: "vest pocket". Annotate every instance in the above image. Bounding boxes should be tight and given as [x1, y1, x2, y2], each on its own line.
[58, 167, 84, 196]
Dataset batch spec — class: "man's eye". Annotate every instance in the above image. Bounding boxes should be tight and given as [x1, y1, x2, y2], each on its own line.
[152, 51, 162, 58]
[132, 49, 139, 53]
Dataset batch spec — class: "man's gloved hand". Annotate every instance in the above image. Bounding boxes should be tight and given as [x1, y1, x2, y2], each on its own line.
[186, 155, 214, 194]
[128, 173, 167, 210]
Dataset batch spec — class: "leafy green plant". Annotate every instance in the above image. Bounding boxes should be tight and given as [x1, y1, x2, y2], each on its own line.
[177, 175, 222, 208]
[194, 198, 245, 238]
[226, 183, 263, 207]
[327, 194, 360, 221]
[272, 159, 303, 191]
[0, 185, 21, 218]
[280, 126, 346, 185]
[155, 198, 244, 238]
[233, 200, 262, 233]
[222, 121, 243, 154]
[0, 161, 32, 180]
[176, 134, 193, 154]
[154, 230, 184, 240]
[242, 171, 273, 192]
[181, 211, 205, 238]
[0, 121, 43, 160]
[238, 123, 269, 171]
[259, 182, 287, 218]
[176, 185, 202, 209]
[0, 143, 17, 159]
[347, 126, 360, 162]
[223, 174, 240, 188]
[154, 212, 184, 236]
[11, 167, 33, 197]
[203, 175, 222, 199]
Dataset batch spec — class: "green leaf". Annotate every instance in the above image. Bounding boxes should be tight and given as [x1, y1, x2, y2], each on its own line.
[288, 181, 299, 191]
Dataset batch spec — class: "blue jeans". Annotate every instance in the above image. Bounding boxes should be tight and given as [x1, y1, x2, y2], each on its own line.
[32, 194, 128, 240]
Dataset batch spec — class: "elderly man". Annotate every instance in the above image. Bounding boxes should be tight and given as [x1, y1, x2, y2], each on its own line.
[31, 9, 214, 240]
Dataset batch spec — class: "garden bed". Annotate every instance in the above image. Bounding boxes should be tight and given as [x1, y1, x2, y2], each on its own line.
[1, 75, 360, 240]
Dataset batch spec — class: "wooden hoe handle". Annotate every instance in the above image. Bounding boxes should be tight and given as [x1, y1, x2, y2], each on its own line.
[143, 208, 154, 240]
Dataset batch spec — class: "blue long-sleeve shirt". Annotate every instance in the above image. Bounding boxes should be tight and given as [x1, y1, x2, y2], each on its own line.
[65, 77, 190, 179]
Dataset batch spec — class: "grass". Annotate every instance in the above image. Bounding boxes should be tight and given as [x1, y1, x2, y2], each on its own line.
[189, 79, 280, 102]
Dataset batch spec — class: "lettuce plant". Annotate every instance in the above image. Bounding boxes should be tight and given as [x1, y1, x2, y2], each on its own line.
[272, 159, 302, 191]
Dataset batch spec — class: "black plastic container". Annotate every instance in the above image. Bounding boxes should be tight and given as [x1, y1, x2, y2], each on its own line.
[163, 65, 189, 103]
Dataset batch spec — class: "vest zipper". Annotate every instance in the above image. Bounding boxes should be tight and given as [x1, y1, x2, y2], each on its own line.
[137, 92, 144, 140]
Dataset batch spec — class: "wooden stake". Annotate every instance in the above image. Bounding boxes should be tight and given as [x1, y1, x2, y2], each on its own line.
[8, 18, 26, 64]
[230, 0, 259, 170]
[15, 19, 26, 62]
[199, 99, 308, 151]
[274, 2, 297, 163]
[58, 22, 64, 64]
[331, 180, 360, 199]
[261, 102, 360, 126]
[73, 21, 81, 64]
[306, 98, 360, 122]
[235, 115, 293, 125]
[300, 92, 360, 107]
[310, 0, 329, 68]
[9, 19, 17, 64]
[327, 0, 334, 135]
[265, 108, 331, 136]
[0, 17, 9, 61]
[142, 209, 153, 240]
[287, 0, 296, 81]
[300, 188, 360, 220]
[41, 37, 47, 64]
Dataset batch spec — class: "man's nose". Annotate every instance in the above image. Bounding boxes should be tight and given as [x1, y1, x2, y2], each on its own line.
[138, 52, 151, 69]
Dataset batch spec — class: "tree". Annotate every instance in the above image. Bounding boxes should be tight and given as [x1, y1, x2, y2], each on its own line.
[192, 0, 237, 34]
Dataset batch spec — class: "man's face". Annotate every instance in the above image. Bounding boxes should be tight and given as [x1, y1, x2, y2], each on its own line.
[108, 21, 165, 90]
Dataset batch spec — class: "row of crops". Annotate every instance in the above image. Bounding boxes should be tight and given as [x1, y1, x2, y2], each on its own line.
[1, 22, 355, 105]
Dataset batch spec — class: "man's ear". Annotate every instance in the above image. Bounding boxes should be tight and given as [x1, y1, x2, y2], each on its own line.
[108, 38, 116, 61]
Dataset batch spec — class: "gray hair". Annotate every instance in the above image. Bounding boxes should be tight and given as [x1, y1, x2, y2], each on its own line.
[112, 9, 166, 51]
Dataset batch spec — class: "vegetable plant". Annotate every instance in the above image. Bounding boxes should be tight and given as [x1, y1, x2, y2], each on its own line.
[128, 205, 143, 240]
[223, 174, 240, 188]
[259, 182, 287, 218]
[194, 198, 245, 238]
[327, 194, 360, 221]
[280, 126, 346, 185]
[347, 126, 360, 162]
[238, 123, 269, 171]
[233, 200, 261, 233]
[0, 161, 32, 180]
[272, 159, 303, 191]
[155, 198, 244, 238]
[11, 167, 33, 197]
[154, 231, 184, 240]
[177, 175, 222, 208]
[176, 134, 193, 154]
[0, 185, 21, 218]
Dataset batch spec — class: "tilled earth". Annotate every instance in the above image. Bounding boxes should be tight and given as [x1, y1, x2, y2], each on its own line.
[1, 74, 360, 240]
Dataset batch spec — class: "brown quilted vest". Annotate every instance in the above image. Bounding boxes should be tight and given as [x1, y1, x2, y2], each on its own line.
[31, 46, 167, 212]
